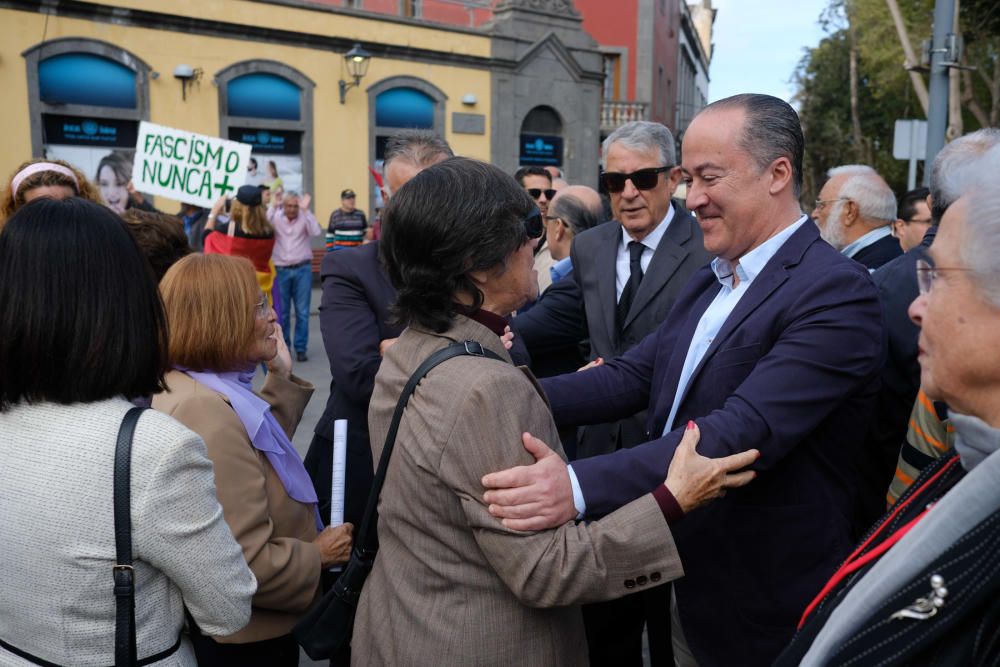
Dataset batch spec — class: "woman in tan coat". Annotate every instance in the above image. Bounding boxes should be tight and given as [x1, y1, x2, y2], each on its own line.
[153, 254, 352, 665]
[352, 158, 758, 666]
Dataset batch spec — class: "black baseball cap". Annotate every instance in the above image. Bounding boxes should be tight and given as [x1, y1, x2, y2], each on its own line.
[236, 185, 262, 206]
[341, 189, 356, 199]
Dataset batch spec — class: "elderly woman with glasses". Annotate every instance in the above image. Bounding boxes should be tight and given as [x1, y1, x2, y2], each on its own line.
[350, 157, 758, 666]
[152, 254, 352, 666]
[777, 157, 1000, 666]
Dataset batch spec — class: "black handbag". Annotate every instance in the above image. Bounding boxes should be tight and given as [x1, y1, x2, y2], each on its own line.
[294, 340, 504, 659]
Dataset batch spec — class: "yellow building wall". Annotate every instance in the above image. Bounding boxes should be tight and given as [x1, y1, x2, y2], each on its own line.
[0, 2, 491, 219]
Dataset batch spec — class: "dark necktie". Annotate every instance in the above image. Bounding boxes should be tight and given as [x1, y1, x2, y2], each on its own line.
[617, 241, 645, 334]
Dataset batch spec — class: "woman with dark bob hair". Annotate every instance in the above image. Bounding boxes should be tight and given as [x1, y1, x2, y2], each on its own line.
[351, 157, 757, 666]
[153, 253, 352, 665]
[0, 198, 255, 665]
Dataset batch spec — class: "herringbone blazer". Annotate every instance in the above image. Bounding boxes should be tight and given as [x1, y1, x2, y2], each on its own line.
[351, 315, 683, 666]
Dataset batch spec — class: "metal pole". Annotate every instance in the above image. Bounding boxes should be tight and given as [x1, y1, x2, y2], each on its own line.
[908, 122, 919, 190]
[923, 0, 957, 185]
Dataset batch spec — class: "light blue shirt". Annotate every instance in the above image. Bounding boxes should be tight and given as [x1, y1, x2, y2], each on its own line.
[615, 204, 675, 301]
[841, 225, 892, 273]
[549, 256, 573, 284]
[567, 215, 809, 517]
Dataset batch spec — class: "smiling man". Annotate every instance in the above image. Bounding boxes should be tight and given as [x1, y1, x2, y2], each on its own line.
[554, 121, 709, 667]
[481, 95, 885, 666]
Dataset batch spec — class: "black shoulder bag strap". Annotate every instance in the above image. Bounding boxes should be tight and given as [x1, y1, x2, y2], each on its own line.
[114, 407, 146, 667]
[355, 339, 504, 560]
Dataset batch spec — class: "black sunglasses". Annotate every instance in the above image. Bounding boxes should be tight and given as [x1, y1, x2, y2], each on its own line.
[526, 188, 557, 201]
[600, 166, 673, 193]
[521, 209, 544, 240]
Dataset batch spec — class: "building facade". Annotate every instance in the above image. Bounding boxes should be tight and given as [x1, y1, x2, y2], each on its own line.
[576, 0, 714, 149]
[0, 0, 604, 217]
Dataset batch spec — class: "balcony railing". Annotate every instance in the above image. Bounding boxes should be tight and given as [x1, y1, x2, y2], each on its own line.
[601, 100, 648, 133]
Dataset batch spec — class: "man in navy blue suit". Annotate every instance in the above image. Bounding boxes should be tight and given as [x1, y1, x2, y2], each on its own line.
[482, 94, 884, 666]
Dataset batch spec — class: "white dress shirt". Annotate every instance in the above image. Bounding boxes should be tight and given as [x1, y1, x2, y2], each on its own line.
[615, 203, 675, 301]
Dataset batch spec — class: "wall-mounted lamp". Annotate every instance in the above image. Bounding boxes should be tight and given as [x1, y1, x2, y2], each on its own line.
[461, 93, 478, 106]
[173, 64, 203, 101]
[339, 43, 372, 104]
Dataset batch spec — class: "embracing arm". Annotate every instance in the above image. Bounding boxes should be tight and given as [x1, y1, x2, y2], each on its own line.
[165, 397, 322, 613]
[539, 322, 661, 427]
[573, 266, 884, 516]
[439, 378, 682, 607]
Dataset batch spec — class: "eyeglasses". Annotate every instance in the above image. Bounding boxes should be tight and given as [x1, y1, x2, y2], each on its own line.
[904, 217, 933, 225]
[527, 188, 557, 201]
[813, 197, 850, 211]
[915, 258, 974, 294]
[521, 209, 544, 240]
[544, 215, 568, 227]
[254, 294, 271, 319]
[600, 166, 672, 193]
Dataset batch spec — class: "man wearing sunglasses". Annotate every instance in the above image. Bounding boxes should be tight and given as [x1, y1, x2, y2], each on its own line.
[515, 166, 560, 294]
[482, 95, 885, 667]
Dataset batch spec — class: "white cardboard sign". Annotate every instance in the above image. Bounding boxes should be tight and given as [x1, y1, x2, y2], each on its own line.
[132, 121, 251, 207]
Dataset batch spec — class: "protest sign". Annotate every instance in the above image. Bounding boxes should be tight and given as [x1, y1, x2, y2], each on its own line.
[132, 121, 251, 207]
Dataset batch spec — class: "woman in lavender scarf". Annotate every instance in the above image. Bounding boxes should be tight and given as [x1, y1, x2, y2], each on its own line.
[153, 254, 352, 666]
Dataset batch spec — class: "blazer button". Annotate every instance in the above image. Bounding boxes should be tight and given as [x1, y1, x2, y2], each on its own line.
[636, 575, 648, 586]
[624, 579, 636, 589]
[650, 572, 662, 583]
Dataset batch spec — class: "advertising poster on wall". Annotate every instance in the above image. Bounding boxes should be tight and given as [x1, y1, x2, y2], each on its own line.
[42, 114, 141, 214]
[229, 127, 303, 195]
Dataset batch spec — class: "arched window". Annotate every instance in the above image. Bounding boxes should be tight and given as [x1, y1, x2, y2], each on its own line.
[375, 87, 435, 129]
[23, 39, 151, 212]
[519, 105, 564, 167]
[216, 61, 314, 200]
[366, 76, 447, 212]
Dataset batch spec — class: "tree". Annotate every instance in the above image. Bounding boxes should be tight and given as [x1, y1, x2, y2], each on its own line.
[794, 0, 998, 202]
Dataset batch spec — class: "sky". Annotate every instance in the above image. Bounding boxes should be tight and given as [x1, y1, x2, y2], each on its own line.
[708, 0, 832, 104]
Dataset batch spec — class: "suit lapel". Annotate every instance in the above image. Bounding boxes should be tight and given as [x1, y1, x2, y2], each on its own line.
[651, 271, 720, 434]
[622, 209, 695, 331]
[595, 223, 622, 344]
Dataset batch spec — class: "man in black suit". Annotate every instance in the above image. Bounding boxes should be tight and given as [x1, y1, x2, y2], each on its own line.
[303, 130, 453, 568]
[812, 164, 901, 271]
[571, 121, 711, 667]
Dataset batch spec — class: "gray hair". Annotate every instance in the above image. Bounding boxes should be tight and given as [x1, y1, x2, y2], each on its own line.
[602, 121, 676, 168]
[827, 165, 897, 224]
[959, 146, 1000, 309]
[550, 194, 604, 237]
[384, 130, 454, 169]
[283, 190, 300, 200]
[930, 128, 1000, 222]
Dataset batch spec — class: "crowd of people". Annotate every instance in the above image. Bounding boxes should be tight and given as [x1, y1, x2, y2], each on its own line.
[0, 91, 998, 667]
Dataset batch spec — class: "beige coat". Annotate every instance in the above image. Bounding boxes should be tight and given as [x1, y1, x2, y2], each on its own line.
[153, 370, 320, 643]
[352, 315, 684, 666]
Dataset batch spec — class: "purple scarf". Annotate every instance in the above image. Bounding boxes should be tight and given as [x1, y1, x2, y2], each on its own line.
[182, 368, 323, 531]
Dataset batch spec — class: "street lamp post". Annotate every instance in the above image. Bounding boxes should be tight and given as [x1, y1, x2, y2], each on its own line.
[339, 43, 372, 104]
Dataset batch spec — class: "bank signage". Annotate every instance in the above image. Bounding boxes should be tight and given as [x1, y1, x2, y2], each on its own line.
[519, 134, 563, 167]
[228, 127, 302, 155]
[132, 121, 251, 207]
[42, 114, 137, 148]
